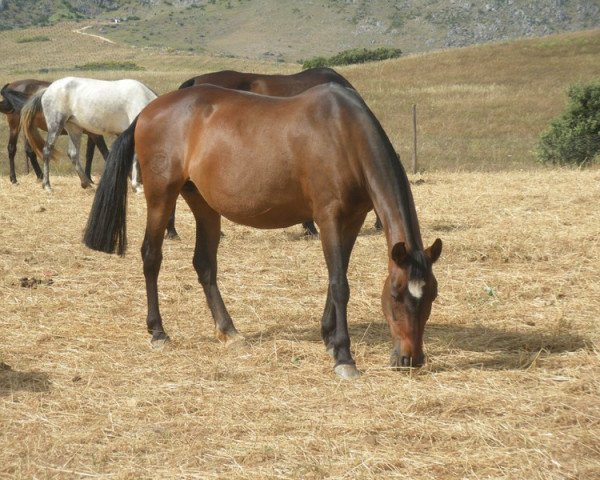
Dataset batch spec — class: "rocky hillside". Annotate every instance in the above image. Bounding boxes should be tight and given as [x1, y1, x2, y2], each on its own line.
[1, 0, 599, 61]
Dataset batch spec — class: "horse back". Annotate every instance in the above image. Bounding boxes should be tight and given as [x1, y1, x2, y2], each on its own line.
[181, 67, 355, 97]
[7, 79, 50, 96]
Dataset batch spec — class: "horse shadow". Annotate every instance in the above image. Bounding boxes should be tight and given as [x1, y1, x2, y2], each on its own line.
[0, 362, 51, 396]
[243, 319, 590, 371]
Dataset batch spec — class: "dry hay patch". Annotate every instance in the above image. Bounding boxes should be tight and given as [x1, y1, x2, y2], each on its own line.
[0, 170, 599, 479]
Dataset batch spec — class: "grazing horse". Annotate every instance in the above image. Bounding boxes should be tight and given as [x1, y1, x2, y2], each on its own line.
[83, 84, 442, 379]
[0, 79, 108, 184]
[20, 77, 156, 191]
[164, 67, 382, 239]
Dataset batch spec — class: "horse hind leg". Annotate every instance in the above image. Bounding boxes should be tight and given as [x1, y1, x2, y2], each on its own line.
[131, 156, 143, 193]
[41, 113, 68, 191]
[180, 181, 241, 345]
[141, 187, 181, 347]
[65, 125, 92, 188]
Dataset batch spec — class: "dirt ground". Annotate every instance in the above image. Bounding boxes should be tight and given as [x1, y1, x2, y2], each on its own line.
[0, 169, 599, 479]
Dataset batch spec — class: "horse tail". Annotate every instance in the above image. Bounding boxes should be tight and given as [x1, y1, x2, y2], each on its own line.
[178, 77, 196, 89]
[0, 84, 15, 114]
[1, 84, 29, 112]
[83, 117, 138, 256]
[20, 89, 60, 161]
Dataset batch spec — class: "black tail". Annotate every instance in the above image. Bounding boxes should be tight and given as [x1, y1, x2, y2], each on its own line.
[83, 117, 138, 256]
[0, 84, 14, 114]
[178, 77, 196, 89]
[0, 85, 31, 113]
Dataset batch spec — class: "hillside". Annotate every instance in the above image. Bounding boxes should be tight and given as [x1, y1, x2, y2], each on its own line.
[1, 24, 600, 174]
[0, 0, 599, 61]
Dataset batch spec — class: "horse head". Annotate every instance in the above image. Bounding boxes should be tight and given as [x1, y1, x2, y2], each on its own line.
[382, 238, 442, 368]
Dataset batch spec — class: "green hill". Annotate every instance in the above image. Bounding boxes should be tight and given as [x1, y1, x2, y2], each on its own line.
[0, 21, 599, 175]
[0, 0, 599, 61]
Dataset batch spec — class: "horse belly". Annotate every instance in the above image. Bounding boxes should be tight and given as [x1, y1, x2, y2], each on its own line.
[221, 203, 311, 229]
[192, 156, 312, 229]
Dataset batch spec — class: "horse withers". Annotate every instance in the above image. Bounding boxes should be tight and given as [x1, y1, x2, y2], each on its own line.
[19, 77, 156, 191]
[0, 79, 108, 184]
[84, 84, 442, 379]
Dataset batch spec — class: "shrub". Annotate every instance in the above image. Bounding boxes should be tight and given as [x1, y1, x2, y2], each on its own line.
[302, 47, 401, 69]
[75, 61, 145, 71]
[16, 35, 50, 43]
[537, 81, 600, 166]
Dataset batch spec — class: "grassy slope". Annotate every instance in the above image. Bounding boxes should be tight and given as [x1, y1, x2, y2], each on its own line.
[1, 24, 599, 175]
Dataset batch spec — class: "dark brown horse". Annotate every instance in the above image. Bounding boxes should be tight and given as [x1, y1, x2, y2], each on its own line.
[166, 67, 382, 239]
[84, 84, 442, 379]
[1, 79, 108, 184]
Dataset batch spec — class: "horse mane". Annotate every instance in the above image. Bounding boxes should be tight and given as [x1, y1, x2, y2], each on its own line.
[338, 86, 422, 252]
[178, 77, 196, 89]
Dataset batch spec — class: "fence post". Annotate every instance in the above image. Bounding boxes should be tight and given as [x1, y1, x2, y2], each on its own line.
[412, 104, 417, 174]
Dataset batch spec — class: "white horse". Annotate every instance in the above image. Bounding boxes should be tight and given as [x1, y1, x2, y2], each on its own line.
[21, 77, 157, 191]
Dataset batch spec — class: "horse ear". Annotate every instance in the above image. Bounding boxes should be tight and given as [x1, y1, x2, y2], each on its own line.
[425, 238, 443, 263]
[391, 242, 408, 265]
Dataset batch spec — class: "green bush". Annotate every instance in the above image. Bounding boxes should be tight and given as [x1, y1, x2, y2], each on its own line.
[75, 61, 145, 71]
[16, 35, 50, 43]
[537, 81, 600, 166]
[302, 47, 401, 69]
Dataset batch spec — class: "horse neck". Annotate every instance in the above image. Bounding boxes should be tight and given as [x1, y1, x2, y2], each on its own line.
[362, 119, 423, 255]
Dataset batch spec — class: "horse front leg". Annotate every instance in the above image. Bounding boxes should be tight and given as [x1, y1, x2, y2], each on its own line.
[318, 212, 366, 379]
[24, 140, 43, 180]
[301, 220, 319, 238]
[84, 135, 95, 180]
[6, 114, 22, 183]
[7, 127, 18, 184]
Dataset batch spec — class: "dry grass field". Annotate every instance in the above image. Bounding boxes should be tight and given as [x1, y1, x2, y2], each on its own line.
[0, 20, 600, 480]
[1, 169, 599, 479]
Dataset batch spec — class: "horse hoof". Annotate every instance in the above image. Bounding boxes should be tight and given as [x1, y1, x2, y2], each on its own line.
[334, 364, 361, 380]
[165, 231, 181, 241]
[216, 329, 244, 346]
[43, 186, 52, 193]
[150, 336, 170, 349]
[133, 185, 144, 194]
[325, 346, 335, 358]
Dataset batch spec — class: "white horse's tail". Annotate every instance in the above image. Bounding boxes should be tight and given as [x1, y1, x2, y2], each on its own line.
[20, 88, 61, 162]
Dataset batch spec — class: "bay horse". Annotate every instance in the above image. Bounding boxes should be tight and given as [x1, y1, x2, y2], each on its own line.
[83, 84, 442, 379]
[1, 79, 108, 184]
[164, 67, 382, 239]
[20, 77, 156, 191]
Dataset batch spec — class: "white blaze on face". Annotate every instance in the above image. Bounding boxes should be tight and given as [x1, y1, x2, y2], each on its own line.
[408, 279, 426, 299]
